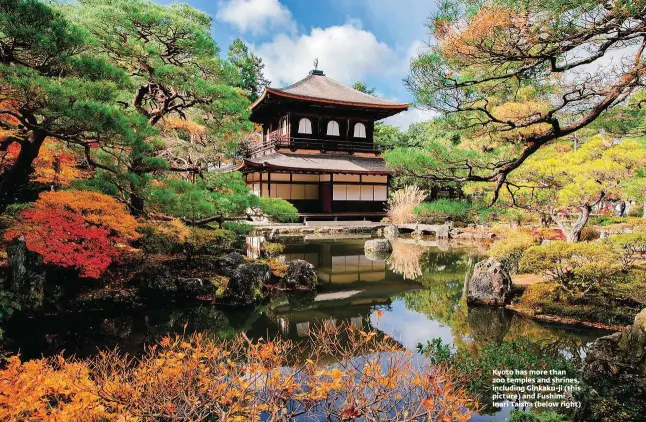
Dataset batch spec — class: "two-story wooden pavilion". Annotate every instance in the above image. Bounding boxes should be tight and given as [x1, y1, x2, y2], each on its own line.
[243, 69, 408, 220]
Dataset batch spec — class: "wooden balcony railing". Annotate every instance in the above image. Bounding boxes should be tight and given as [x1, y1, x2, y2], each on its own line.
[248, 130, 381, 156]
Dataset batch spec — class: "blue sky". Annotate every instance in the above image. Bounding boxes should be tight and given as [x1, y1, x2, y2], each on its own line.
[157, 0, 439, 128]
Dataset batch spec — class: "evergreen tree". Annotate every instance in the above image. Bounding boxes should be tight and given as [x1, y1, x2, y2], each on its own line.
[227, 38, 270, 101]
[352, 81, 376, 96]
[65, 0, 253, 215]
[0, 0, 134, 210]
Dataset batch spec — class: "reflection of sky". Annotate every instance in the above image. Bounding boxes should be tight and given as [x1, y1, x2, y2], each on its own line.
[369, 299, 455, 350]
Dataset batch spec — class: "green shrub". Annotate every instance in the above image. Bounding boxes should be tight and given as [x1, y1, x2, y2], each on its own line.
[488, 232, 536, 274]
[259, 197, 299, 223]
[138, 220, 188, 255]
[603, 233, 646, 270]
[414, 199, 473, 223]
[518, 282, 561, 307]
[418, 338, 576, 413]
[222, 221, 254, 237]
[519, 241, 621, 295]
[262, 241, 284, 258]
[138, 220, 234, 260]
[183, 227, 235, 261]
[590, 215, 627, 226]
[508, 409, 568, 422]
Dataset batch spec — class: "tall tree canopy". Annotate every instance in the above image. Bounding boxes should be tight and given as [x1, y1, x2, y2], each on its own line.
[227, 38, 270, 101]
[0, 0, 134, 210]
[393, 0, 646, 199]
[467, 137, 646, 241]
[66, 0, 252, 214]
[1, 0, 253, 214]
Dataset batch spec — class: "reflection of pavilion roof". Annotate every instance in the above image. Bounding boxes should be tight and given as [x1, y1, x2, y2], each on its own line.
[243, 152, 393, 175]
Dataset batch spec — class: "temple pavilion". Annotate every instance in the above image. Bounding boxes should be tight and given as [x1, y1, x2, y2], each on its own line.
[242, 68, 409, 221]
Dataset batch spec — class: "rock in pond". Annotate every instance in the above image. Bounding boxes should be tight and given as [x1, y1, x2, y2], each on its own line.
[281, 259, 317, 290]
[466, 257, 512, 306]
[364, 238, 392, 254]
[383, 225, 399, 240]
[227, 262, 270, 305]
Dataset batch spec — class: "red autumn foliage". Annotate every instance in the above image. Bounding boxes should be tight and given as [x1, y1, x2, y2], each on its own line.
[4, 190, 139, 278]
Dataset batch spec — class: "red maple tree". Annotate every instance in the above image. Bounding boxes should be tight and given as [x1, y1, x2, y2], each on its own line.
[4, 190, 140, 278]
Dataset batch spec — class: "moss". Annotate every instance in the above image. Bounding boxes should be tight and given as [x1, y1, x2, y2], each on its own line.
[517, 279, 641, 326]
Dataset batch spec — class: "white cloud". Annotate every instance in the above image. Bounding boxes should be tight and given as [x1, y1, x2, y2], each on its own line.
[384, 107, 438, 130]
[254, 20, 399, 88]
[216, 0, 295, 36]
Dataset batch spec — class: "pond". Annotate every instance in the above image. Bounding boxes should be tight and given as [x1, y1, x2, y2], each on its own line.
[4, 236, 612, 419]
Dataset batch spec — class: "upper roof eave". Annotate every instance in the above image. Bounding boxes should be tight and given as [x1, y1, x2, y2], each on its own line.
[250, 88, 410, 111]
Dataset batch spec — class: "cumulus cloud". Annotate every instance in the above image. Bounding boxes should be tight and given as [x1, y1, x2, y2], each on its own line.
[216, 0, 295, 36]
[384, 107, 438, 130]
[254, 21, 400, 87]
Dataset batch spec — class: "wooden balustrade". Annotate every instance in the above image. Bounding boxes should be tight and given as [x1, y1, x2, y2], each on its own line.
[247, 130, 381, 156]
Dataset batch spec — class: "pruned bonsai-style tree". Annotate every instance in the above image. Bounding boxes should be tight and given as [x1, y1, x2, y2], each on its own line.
[389, 0, 646, 199]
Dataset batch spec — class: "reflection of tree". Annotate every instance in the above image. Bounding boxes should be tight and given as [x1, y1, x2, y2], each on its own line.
[396, 249, 473, 348]
[387, 241, 426, 280]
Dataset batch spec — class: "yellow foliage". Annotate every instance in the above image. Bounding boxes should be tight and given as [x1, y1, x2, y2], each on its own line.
[161, 116, 206, 137]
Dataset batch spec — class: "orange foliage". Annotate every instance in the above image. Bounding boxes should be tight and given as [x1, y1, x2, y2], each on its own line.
[0, 138, 87, 187]
[33, 140, 87, 187]
[0, 324, 475, 421]
[439, 6, 529, 62]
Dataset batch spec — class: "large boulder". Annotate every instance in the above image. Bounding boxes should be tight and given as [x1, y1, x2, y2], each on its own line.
[138, 265, 216, 298]
[364, 238, 392, 254]
[227, 262, 270, 305]
[6, 236, 46, 310]
[581, 309, 646, 419]
[282, 259, 317, 290]
[216, 252, 245, 277]
[466, 258, 512, 306]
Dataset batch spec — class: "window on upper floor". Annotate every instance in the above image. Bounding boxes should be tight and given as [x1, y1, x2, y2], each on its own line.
[327, 120, 340, 136]
[354, 122, 366, 138]
[298, 118, 312, 134]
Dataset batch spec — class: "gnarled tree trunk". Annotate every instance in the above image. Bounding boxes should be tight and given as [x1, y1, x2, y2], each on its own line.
[0, 131, 46, 212]
[552, 205, 591, 243]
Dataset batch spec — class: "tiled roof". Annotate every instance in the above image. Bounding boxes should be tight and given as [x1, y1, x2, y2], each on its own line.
[277, 73, 407, 107]
[244, 152, 393, 174]
[251, 71, 409, 110]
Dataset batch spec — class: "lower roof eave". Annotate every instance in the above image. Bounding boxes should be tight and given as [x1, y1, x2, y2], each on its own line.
[242, 160, 394, 175]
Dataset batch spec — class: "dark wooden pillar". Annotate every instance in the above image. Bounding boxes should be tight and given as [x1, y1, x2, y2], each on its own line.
[321, 178, 332, 213]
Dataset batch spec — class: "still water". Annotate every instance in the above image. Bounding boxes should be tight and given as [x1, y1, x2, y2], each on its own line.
[5, 236, 610, 418]
[6, 236, 607, 360]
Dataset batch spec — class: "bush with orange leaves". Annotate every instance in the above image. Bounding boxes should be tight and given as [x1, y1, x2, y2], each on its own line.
[0, 323, 475, 421]
[4, 190, 139, 278]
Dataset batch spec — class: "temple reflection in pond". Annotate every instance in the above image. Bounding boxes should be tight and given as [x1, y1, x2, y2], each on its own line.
[259, 237, 422, 338]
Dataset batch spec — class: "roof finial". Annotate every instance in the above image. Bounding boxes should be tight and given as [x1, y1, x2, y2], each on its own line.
[310, 58, 324, 76]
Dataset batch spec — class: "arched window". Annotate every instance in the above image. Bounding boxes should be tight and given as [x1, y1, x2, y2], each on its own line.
[327, 120, 340, 136]
[353, 122, 366, 138]
[298, 118, 312, 134]
[281, 118, 287, 135]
